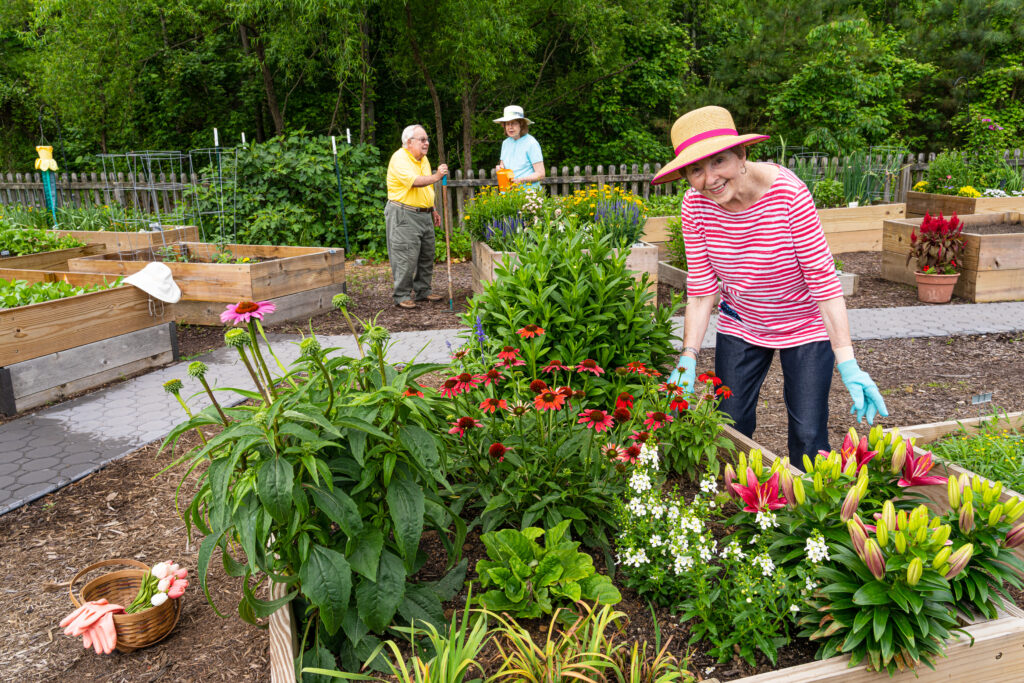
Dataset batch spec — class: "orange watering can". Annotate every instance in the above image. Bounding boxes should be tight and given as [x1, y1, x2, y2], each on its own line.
[496, 168, 514, 192]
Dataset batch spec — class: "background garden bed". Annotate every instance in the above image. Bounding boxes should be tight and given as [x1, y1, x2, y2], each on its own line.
[881, 211, 1024, 301]
[67, 242, 346, 325]
[50, 224, 199, 252]
[905, 191, 1024, 218]
[0, 243, 106, 271]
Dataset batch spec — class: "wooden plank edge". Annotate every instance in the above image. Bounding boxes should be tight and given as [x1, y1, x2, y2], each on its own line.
[269, 580, 297, 683]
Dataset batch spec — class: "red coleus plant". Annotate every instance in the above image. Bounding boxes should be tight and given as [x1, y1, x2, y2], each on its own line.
[907, 212, 965, 273]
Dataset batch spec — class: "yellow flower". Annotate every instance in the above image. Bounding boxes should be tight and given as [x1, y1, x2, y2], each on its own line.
[957, 186, 981, 198]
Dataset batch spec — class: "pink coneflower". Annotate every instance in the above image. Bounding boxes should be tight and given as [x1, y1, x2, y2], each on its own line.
[451, 372, 483, 393]
[439, 378, 461, 398]
[576, 359, 604, 376]
[506, 401, 531, 417]
[517, 324, 545, 339]
[451, 349, 469, 361]
[624, 361, 648, 374]
[448, 416, 482, 437]
[644, 411, 673, 430]
[497, 346, 521, 361]
[488, 442, 511, 462]
[542, 359, 568, 373]
[496, 357, 525, 368]
[577, 409, 614, 432]
[479, 397, 508, 413]
[629, 430, 652, 443]
[220, 300, 276, 325]
[529, 379, 549, 394]
[669, 398, 689, 412]
[616, 392, 634, 410]
[482, 368, 504, 386]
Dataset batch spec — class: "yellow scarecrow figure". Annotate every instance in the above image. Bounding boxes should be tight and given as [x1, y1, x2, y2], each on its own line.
[35, 145, 59, 225]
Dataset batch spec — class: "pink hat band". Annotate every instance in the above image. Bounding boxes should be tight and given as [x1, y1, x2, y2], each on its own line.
[674, 128, 738, 155]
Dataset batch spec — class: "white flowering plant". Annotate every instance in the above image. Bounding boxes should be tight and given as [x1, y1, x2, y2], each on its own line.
[614, 443, 810, 667]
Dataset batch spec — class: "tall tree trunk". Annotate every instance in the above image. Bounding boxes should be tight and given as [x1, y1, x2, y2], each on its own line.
[359, 15, 375, 144]
[404, 5, 445, 163]
[461, 85, 476, 171]
[240, 24, 284, 136]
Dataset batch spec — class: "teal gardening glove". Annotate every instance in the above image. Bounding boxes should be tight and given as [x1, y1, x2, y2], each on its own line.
[668, 355, 696, 392]
[837, 359, 889, 425]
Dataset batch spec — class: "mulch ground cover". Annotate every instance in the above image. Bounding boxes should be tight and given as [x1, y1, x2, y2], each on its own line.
[3, 250, 1023, 680]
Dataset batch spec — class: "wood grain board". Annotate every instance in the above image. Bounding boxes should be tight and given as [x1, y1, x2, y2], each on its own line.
[171, 282, 345, 326]
[906, 191, 1024, 218]
[0, 243, 106, 271]
[49, 225, 199, 252]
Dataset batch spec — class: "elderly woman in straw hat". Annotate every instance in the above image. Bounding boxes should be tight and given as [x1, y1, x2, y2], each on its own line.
[657, 106, 888, 465]
[494, 105, 545, 188]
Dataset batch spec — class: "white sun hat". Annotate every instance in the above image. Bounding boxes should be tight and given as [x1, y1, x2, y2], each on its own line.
[493, 105, 534, 124]
[123, 262, 182, 303]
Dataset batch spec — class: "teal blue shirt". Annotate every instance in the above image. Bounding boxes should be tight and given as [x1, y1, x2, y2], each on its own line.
[499, 134, 543, 189]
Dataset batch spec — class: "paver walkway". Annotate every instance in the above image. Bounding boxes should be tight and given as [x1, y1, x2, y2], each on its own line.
[2, 301, 1023, 517]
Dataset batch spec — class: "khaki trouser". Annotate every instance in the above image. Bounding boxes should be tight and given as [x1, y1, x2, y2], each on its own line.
[385, 202, 435, 304]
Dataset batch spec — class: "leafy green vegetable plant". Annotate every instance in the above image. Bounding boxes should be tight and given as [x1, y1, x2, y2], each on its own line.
[475, 520, 620, 619]
[0, 226, 83, 256]
[0, 276, 121, 309]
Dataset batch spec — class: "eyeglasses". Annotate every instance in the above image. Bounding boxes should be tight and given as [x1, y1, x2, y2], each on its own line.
[412, 136, 430, 143]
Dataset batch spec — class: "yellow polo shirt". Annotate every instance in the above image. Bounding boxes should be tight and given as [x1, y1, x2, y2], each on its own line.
[386, 148, 435, 208]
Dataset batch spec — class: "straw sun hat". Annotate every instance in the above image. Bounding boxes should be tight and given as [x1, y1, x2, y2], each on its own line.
[651, 106, 768, 185]
[493, 105, 534, 125]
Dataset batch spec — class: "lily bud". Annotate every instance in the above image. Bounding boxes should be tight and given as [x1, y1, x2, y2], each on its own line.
[983, 482, 999, 506]
[897, 510, 909, 532]
[793, 477, 807, 505]
[738, 454, 749, 485]
[1006, 499, 1024, 523]
[962, 485, 974, 505]
[989, 503, 1005, 527]
[945, 543, 974, 579]
[842, 456, 857, 478]
[724, 464, 738, 499]
[1003, 521, 1024, 549]
[750, 449, 763, 476]
[869, 424, 883, 447]
[864, 539, 886, 580]
[841, 487, 860, 522]
[929, 515, 941, 529]
[971, 475, 982, 494]
[813, 470, 824, 494]
[907, 557, 923, 587]
[894, 530, 908, 554]
[882, 500, 897, 531]
[933, 546, 952, 568]
[959, 501, 975, 534]
[831, 454, 842, 481]
[856, 473, 869, 500]
[876, 523, 889, 548]
[948, 477, 961, 510]
[992, 481, 1004, 500]
[803, 454, 814, 473]
[929, 524, 951, 548]
[915, 523, 928, 545]
[779, 469, 795, 506]
[848, 518, 869, 558]
[910, 504, 928, 532]
[890, 441, 907, 474]
[848, 427, 859, 446]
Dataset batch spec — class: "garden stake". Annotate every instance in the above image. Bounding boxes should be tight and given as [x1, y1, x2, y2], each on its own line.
[441, 173, 454, 310]
[330, 136, 351, 256]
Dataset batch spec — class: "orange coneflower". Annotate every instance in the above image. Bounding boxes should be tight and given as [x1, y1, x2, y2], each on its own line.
[517, 324, 545, 339]
[479, 397, 508, 413]
[534, 391, 566, 411]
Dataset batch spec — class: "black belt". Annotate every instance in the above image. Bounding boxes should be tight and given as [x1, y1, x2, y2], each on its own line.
[388, 201, 433, 213]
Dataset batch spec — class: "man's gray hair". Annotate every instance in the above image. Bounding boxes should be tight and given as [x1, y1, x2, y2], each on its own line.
[401, 124, 425, 146]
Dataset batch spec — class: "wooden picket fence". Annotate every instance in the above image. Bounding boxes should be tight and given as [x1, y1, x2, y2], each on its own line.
[0, 171, 197, 214]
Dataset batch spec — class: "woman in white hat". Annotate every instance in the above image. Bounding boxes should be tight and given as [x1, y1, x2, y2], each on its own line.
[494, 105, 545, 188]
[657, 106, 888, 465]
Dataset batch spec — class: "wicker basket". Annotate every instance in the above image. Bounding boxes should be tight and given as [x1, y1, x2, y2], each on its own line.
[68, 558, 182, 653]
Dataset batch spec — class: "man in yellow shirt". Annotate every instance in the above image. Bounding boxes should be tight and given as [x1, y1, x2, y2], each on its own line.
[385, 124, 449, 308]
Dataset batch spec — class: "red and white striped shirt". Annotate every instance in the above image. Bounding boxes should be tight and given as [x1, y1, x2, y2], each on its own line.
[681, 165, 843, 348]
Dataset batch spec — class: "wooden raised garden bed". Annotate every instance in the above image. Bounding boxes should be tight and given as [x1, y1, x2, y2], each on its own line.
[0, 268, 175, 414]
[50, 224, 199, 252]
[0, 243, 107, 271]
[881, 211, 1024, 301]
[906, 191, 1024, 218]
[470, 239, 659, 303]
[66, 242, 346, 326]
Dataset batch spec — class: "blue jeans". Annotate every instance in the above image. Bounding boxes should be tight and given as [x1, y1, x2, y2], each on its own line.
[714, 333, 834, 468]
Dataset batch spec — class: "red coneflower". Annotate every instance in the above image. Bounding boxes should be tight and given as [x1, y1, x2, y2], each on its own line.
[698, 372, 711, 383]
[612, 407, 632, 422]
[716, 385, 733, 399]
[669, 398, 689, 412]
[534, 391, 566, 411]
[488, 442, 511, 462]
[555, 385, 574, 399]
[629, 430, 652, 443]
[439, 378, 461, 398]
[402, 386, 424, 398]
[451, 349, 469, 361]
[496, 357, 526, 368]
[644, 367, 662, 378]
[529, 379, 549, 394]
[482, 368, 504, 386]
[517, 324, 545, 339]
[624, 361, 648, 374]
[659, 382, 684, 396]
[479, 397, 508, 413]
[576, 359, 604, 376]
[572, 389, 587, 400]
[497, 346, 521, 360]
[644, 411, 673, 430]
[452, 372, 483, 393]
[615, 392, 634, 410]
[622, 444, 643, 462]
[448, 416, 482, 437]
[542, 359, 567, 373]
[577, 409, 614, 432]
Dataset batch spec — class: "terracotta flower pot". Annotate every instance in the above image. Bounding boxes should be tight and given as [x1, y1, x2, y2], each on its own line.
[915, 271, 959, 303]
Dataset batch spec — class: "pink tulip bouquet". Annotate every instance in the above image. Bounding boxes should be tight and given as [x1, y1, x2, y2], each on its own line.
[125, 561, 189, 613]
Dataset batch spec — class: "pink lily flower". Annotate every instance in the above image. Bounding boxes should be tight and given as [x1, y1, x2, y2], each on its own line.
[897, 443, 947, 487]
[819, 432, 877, 473]
[731, 468, 787, 512]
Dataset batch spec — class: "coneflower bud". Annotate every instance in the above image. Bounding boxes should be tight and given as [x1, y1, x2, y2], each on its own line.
[945, 543, 974, 579]
[300, 336, 322, 358]
[841, 487, 860, 522]
[162, 378, 183, 395]
[1003, 521, 1024, 549]
[947, 477, 961, 510]
[225, 328, 250, 348]
[793, 477, 806, 505]
[907, 557, 923, 587]
[959, 501, 975, 534]
[368, 326, 390, 343]
[881, 500, 897, 531]
[187, 361, 208, 379]
[989, 503, 1005, 527]
[933, 546, 952, 569]
[864, 539, 886, 580]
[331, 292, 352, 311]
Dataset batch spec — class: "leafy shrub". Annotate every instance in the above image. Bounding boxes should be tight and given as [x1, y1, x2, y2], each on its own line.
[465, 228, 682, 402]
[0, 276, 120, 308]
[183, 131, 390, 259]
[664, 217, 687, 270]
[557, 185, 647, 249]
[926, 151, 973, 194]
[0, 226, 84, 256]
[475, 520, 620, 619]
[812, 179, 846, 208]
[643, 191, 686, 217]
